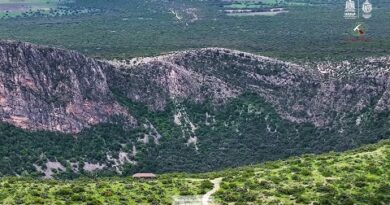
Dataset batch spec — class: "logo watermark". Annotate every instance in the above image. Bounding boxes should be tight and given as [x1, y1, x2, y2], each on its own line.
[362, 0, 372, 19]
[344, 0, 372, 20]
[344, 0, 373, 42]
[344, 0, 357, 19]
[347, 22, 369, 42]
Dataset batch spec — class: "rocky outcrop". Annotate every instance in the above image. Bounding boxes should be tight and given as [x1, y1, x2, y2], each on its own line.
[2, 41, 390, 177]
[1, 41, 390, 133]
[108, 48, 390, 128]
[106, 53, 241, 111]
[0, 41, 134, 133]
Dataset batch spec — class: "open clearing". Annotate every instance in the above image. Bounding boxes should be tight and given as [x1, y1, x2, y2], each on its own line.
[227, 10, 288, 16]
[0, 0, 61, 12]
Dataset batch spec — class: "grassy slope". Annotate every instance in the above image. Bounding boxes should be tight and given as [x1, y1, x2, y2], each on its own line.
[213, 140, 390, 204]
[0, 175, 208, 205]
[0, 140, 389, 204]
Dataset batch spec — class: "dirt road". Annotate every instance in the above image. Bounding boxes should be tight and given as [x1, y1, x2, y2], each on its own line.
[201, 177, 223, 205]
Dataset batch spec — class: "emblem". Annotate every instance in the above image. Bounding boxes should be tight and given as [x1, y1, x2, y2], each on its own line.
[344, 0, 357, 19]
[362, 0, 372, 19]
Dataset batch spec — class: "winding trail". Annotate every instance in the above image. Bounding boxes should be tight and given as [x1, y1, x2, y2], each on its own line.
[201, 177, 223, 205]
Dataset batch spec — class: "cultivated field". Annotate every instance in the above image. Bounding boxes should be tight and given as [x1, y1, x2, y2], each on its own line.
[0, 0, 60, 12]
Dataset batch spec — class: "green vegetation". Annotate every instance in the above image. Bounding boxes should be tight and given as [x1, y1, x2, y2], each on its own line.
[223, 0, 307, 9]
[0, 140, 389, 204]
[0, 0, 67, 18]
[0, 1, 389, 204]
[0, 123, 143, 178]
[214, 140, 390, 204]
[224, 3, 264, 9]
[0, 0, 388, 61]
[0, 175, 205, 205]
[0, 92, 388, 178]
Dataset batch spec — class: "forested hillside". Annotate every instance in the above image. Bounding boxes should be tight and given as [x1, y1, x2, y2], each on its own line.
[0, 140, 388, 204]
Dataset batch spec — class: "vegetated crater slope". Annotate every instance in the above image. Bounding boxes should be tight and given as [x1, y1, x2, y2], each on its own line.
[0, 41, 390, 177]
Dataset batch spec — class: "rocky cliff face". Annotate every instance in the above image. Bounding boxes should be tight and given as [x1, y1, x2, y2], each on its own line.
[2, 41, 388, 134]
[1, 41, 390, 177]
[108, 48, 390, 128]
[106, 51, 241, 111]
[0, 41, 134, 133]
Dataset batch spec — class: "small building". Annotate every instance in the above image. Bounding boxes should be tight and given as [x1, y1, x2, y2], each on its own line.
[132, 173, 157, 180]
[270, 8, 285, 12]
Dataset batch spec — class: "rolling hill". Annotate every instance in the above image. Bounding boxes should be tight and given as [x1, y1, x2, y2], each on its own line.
[0, 140, 388, 204]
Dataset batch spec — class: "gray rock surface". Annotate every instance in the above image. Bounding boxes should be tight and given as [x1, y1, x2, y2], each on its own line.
[108, 48, 390, 128]
[0, 41, 134, 133]
[1, 41, 389, 133]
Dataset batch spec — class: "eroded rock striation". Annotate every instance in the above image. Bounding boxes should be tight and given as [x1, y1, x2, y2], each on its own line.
[1, 41, 390, 134]
[108, 48, 390, 128]
[1, 41, 390, 177]
[0, 41, 134, 133]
